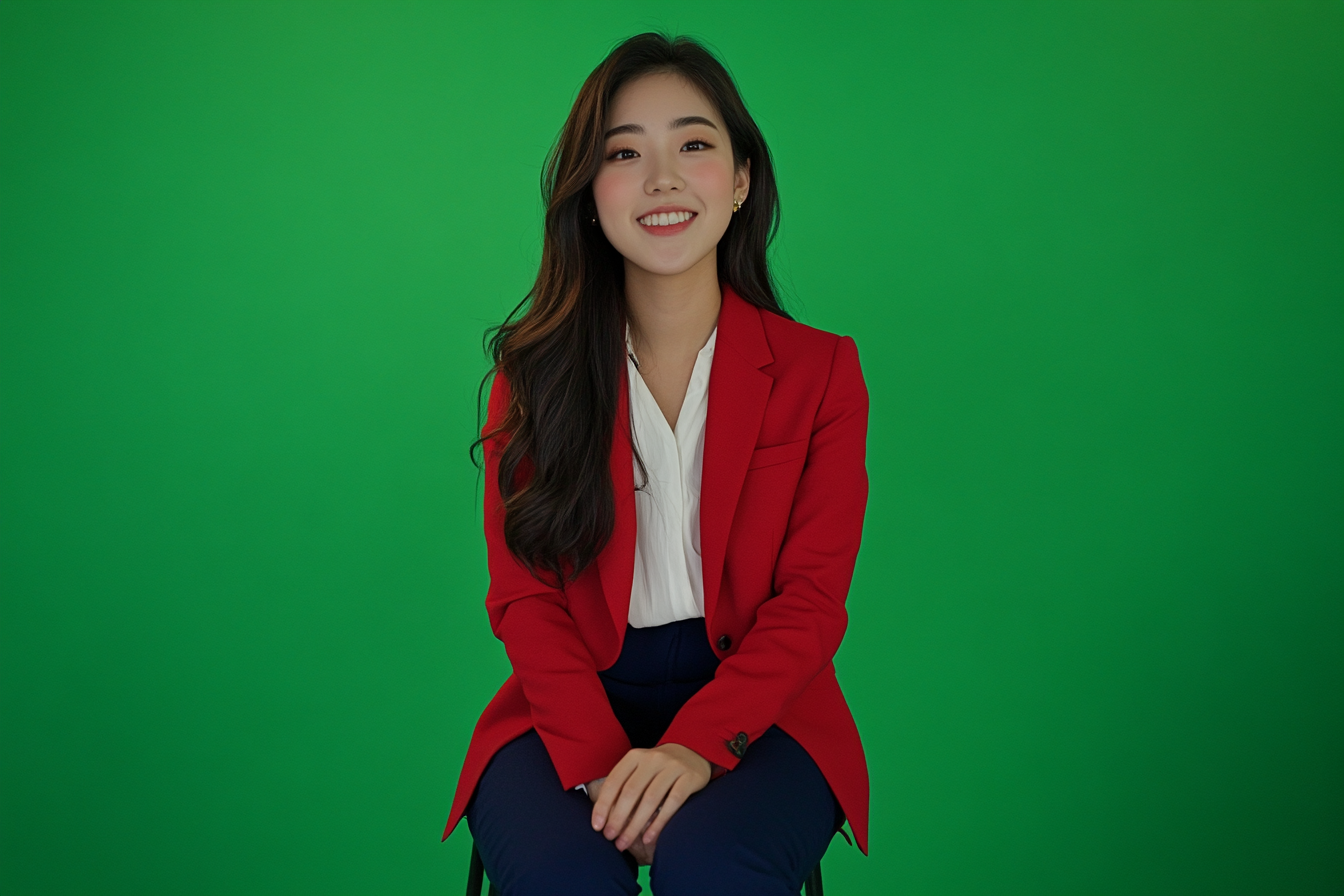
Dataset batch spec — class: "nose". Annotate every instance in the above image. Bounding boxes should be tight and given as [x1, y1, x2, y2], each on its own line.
[645, 147, 684, 194]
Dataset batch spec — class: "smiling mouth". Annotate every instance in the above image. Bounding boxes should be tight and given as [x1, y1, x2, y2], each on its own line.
[637, 211, 696, 227]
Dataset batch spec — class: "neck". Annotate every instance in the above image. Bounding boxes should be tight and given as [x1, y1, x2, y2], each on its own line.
[623, 249, 722, 360]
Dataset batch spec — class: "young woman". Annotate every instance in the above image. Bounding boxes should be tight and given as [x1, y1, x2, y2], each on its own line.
[441, 32, 870, 895]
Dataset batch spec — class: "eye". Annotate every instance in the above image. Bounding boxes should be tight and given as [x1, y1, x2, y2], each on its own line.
[607, 139, 710, 159]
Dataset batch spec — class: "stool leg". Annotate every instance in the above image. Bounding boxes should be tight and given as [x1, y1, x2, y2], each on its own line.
[804, 860, 824, 896]
[466, 842, 485, 896]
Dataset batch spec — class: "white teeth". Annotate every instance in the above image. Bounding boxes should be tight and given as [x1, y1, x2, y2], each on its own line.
[639, 211, 693, 226]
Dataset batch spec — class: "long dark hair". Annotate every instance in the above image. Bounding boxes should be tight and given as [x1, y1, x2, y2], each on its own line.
[472, 31, 791, 587]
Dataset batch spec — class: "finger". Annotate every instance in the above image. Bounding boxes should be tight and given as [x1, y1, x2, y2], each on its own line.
[605, 756, 672, 841]
[640, 820, 661, 856]
[604, 760, 662, 841]
[591, 752, 639, 830]
[615, 769, 676, 850]
[640, 776, 694, 844]
[639, 806, 659, 836]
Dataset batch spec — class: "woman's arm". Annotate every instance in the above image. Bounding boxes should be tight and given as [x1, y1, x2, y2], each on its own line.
[656, 334, 869, 769]
[480, 371, 632, 790]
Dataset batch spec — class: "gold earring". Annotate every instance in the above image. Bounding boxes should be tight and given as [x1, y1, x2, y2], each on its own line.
[732, 197, 742, 213]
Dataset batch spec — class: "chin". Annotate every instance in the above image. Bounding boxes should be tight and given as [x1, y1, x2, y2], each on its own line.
[635, 259, 699, 277]
[626, 246, 717, 278]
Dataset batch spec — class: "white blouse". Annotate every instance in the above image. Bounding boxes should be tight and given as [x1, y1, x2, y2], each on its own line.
[575, 323, 719, 792]
[624, 321, 717, 628]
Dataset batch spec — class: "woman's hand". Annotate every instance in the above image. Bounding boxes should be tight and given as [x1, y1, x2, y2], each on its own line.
[585, 774, 656, 865]
[590, 743, 712, 853]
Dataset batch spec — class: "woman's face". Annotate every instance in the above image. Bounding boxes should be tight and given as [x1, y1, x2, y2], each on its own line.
[592, 72, 750, 279]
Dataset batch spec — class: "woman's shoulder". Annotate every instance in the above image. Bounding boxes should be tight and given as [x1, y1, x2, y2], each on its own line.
[758, 306, 861, 374]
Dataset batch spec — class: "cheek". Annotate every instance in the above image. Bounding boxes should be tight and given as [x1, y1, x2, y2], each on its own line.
[688, 160, 736, 201]
[592, 169, 636, 216]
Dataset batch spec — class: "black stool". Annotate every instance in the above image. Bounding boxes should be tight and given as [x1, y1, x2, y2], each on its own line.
[465, 840, 825, 896]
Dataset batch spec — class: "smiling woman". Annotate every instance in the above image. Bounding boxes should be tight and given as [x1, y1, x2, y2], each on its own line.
[443, 32, 870, 896]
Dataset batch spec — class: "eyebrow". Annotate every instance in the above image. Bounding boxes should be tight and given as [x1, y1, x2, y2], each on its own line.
[603, 115, 720, 140]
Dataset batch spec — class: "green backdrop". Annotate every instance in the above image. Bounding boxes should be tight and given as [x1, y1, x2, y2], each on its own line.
[2, 1, 1340, 893]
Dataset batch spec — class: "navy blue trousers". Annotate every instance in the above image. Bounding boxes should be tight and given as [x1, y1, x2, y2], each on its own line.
[466, 617, 844, 896]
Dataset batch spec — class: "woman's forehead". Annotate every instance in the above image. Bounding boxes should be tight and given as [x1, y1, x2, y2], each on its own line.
[606, 73, 720, 130]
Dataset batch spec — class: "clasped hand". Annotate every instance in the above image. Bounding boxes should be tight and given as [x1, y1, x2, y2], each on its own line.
[585, 743, 712, 865]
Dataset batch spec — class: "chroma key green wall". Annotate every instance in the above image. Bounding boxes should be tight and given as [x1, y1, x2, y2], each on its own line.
[2, 1, 1340, 893]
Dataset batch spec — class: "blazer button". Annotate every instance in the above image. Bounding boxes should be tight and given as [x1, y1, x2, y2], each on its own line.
[726, 731, 749, 758]
[717, 634, 732, 651]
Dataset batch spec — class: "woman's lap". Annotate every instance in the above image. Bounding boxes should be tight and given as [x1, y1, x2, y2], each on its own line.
[466, 725, 842, 896]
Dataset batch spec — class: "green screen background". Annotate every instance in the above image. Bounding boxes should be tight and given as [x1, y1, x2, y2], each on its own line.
[2, 1, 1340, 893]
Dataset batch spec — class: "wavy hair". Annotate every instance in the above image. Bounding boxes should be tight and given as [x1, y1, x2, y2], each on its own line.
[472, 31, 791, 587]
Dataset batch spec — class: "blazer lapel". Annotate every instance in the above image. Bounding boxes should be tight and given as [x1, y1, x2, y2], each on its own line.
[598, 359, 636, 632]
[596, 285, 774, 635]
[700, 286, 774, 625]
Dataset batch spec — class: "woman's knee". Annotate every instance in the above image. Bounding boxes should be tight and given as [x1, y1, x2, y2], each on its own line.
[650, 810, 796, 896]
[467, 731, 640, 895]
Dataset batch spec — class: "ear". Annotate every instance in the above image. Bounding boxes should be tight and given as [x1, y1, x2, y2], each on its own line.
[735, 158, 751, 202]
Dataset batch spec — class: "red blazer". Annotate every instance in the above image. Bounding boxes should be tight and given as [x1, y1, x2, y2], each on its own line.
[442, 284, 872, 854]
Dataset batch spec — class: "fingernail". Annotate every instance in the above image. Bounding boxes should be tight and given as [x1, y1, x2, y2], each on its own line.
[593, 816, 604, 829]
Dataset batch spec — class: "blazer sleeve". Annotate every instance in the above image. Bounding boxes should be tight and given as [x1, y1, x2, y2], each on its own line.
[656, 334, 869, 769]
[480, 371, 632, 789]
